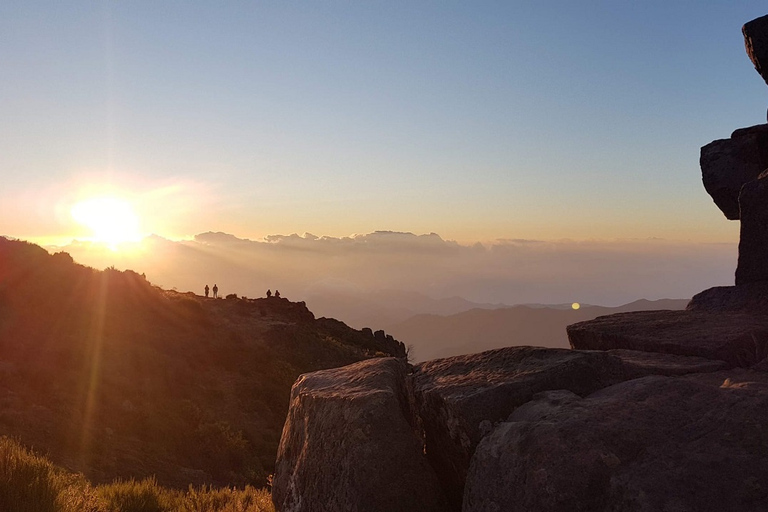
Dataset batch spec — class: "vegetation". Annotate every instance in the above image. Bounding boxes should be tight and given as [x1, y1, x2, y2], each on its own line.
[0, 436, 273, 511]
[0, 237, 406, 493]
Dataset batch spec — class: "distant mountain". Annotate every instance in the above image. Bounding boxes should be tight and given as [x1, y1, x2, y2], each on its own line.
[0, 237, 405, 489]
[387, 298, 690, 362]
[305, 289, 504, 329]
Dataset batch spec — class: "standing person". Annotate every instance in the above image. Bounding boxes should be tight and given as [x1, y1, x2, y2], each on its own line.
[266, 289, 272, 298]
[274, 290, 281, 298]
[212, 284, 218, 299]
[204, 285, 209, 298]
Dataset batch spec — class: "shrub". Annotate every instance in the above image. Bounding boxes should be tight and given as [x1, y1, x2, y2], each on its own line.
[97, 477, 167, 512]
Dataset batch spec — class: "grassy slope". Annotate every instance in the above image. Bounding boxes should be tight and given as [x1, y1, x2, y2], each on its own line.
[0, 237, 405, 490]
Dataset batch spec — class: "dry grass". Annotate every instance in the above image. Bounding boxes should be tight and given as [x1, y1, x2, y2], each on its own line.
[0, 437, 274, 512]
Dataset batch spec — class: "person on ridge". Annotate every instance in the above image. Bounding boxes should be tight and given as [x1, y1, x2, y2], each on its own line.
[274, 290, 281, 298]
[204, 285, 209, 298]
[266, 289, 272, 298]
[212, 284, 218, 299]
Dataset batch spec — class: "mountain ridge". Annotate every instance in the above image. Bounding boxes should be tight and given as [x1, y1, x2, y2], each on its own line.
[388, 298, 690, 362]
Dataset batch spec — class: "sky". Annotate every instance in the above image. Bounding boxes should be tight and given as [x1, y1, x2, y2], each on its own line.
[2, 1, 767, 246]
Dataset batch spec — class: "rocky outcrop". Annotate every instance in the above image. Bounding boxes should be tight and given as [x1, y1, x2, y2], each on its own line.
[464, 372, 768, 512]
[699, 124, 768, 219]
[567, 310, 768, 367]
[698, 15, 768, 281]
[744, 14, 768, 86]
[272, 357, 448, 512]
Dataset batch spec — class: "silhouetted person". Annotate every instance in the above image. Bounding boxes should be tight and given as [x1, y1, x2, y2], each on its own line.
[274, 290, 281, 298]
[266, 289, 272, 298]
[204, 285, 209, 298]
[212, 284, 218, 299]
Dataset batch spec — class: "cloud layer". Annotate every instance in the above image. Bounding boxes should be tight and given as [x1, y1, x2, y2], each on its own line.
[50, 231, 736, 328]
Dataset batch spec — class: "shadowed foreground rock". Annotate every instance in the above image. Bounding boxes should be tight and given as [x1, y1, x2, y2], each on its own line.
[272, 357, 447, 512]
[273, 346, 729, 511]
[411, 347, 626, 510]
[567, 310, 768, 368]
[464, 371, 768, 512]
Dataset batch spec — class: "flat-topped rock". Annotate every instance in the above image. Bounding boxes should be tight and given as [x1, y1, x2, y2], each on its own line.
[744, 14, 768, 86]
[272, 357, 448, 512]
[411, 347, 627, 510]
[699, 124, 768, 219]
[688, 282, 768, 313]
[464, 372, 768, 512]
[567, 310, 768, 368]
[607, 349, 728, 376]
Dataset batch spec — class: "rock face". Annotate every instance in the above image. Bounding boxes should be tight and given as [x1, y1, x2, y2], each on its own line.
[567, 310, 768, 367]
[744, 14, 768, 86]
[272, 357, 448, 512]
[464, 372, 768, 512]
[737, 173, 768, 284]
[699, 124, 768, 220]
[411, 347, 626, 510]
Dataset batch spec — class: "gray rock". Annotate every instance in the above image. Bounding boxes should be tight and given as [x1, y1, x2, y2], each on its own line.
[699, 124, 768, 219]
[688, 282, 768, 313]
[411, 347, 627, 510]
[737, 173, 768, 284]
[606, 348, 727, 376]
[744, 14, 768, 86]
[272, 357, 447, 512]
[464, 373, 768, 512]
[568, 310, 768, 367]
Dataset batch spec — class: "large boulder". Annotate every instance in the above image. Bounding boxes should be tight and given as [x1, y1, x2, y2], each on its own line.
[567, 309, 768, 367]
[744, 14, 768, 86]
[411, 347, 628, 510]
[737, 173, 768, 284]
[272, 357, 448, 512]
[699, 124, 768, 219]
[464, 371, 768, 512]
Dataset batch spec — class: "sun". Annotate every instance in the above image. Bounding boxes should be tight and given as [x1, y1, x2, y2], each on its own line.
[71, 197, 143, 247]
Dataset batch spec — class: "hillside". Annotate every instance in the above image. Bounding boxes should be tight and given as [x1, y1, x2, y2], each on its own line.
[389, 299, 689, 362]
[0, 237, 405, 489]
